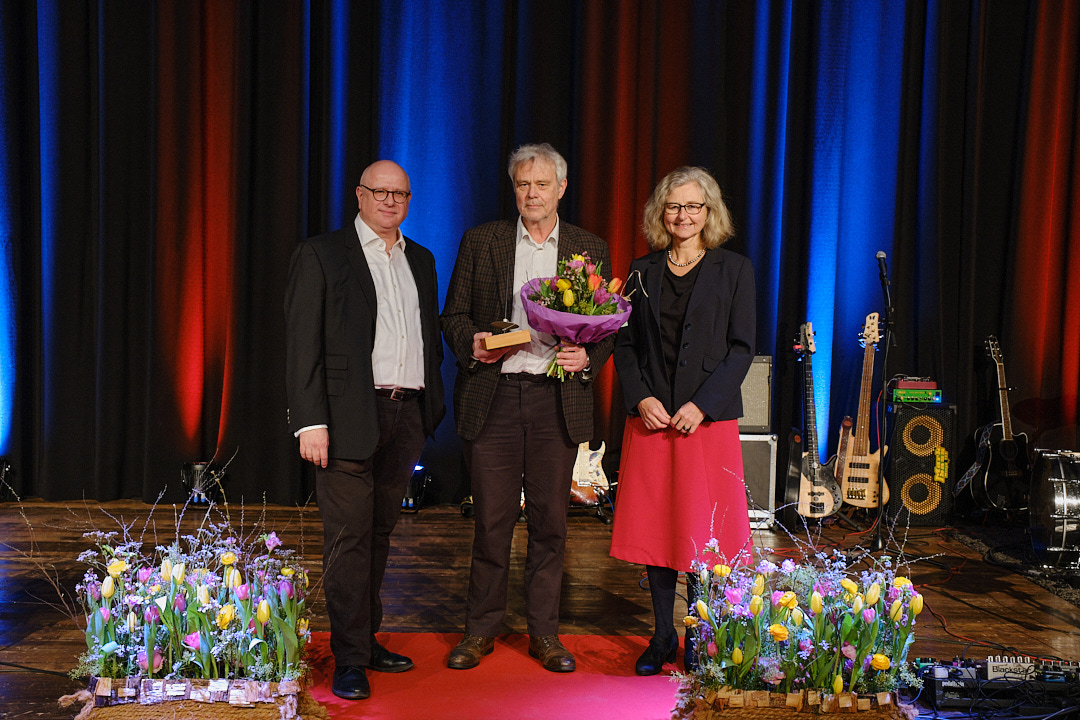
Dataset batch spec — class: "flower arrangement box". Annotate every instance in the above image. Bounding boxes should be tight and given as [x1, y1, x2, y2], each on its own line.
[66, 500, 318, 719]
[673, 546, 923, 720]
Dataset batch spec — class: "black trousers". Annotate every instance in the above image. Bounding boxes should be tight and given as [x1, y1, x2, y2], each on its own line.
[316, 395, 426, 666]
[462, 377, 576, 636]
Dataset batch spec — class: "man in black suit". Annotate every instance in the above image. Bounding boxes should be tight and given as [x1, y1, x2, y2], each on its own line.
[441, 144, 614, 673]
[284, 160, 445, 700]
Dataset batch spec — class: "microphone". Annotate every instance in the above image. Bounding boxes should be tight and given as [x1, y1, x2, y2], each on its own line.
[876, 251, 888, 278]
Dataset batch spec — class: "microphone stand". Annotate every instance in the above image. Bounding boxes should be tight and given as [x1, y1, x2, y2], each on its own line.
[870, 254, 894, 553]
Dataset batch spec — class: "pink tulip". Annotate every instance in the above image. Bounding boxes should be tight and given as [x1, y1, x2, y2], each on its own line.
[144, 605, 159, 624]
[173, 594, 186, 613]
[235, 583, 250, 601]
[99, 607, 111, 623]
[586, 263, 596, 274]
[264, 532, 282, 552]
[725, 587, 744, 605]
[183, 631, 202, 651]
[771, 590, 785, 607]
[278, 579, 294, 600]
[706, 642, 718, 658]
[862, 608, 876, 624]
[137, 567, 153, 584]
[592, 288, 610, 305]
[88, 582, 101, 601]
[138, 649, 164, 673]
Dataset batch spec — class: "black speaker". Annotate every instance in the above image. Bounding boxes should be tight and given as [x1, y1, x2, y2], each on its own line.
[886, 404, 957, 527]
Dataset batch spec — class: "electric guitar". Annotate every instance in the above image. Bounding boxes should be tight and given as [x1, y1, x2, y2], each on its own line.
[971, 336, 1029, 510]
[794, 323, 842, 518]
[570, 441, 608, 506]
[836, 312, 890, 508]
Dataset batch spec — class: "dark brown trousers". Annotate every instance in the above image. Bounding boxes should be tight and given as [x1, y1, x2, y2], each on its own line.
[462, 377, 576, 636]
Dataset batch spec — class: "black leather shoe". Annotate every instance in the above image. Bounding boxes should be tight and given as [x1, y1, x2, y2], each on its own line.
[366, 642, 414, 673]
[635, 634, 678, 676]
[332, 665, 370, 700]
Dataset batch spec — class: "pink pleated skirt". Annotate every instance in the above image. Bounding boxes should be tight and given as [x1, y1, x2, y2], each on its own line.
[609, 417, 752, 571]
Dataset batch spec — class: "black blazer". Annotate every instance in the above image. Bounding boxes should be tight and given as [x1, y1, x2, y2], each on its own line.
[613, 247, 755, 422]
[284, 223, 445, 461]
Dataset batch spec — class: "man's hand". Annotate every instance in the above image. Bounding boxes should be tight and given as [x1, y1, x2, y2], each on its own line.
[555, 342, 589, 374]
[472, 332, 514, 364]
[636, 396, 671, 431]
[670, 401, 705, 435]
[299, 428, 329, 467]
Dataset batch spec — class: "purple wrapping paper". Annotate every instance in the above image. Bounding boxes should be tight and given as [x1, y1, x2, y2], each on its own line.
[520, 278, 632, 344]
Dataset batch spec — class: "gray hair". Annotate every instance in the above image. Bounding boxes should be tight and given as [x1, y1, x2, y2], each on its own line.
[642, 166, 734, 250]
[507, 143, 568, 184]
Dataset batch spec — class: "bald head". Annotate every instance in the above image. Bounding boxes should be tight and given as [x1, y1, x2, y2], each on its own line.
[356, 160, 412, 244]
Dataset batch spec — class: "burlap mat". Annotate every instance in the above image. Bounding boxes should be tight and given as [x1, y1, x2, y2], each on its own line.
[59, 690, 331, 720]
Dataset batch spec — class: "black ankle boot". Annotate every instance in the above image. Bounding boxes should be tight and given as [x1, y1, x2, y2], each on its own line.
[635, 634, 678, 676]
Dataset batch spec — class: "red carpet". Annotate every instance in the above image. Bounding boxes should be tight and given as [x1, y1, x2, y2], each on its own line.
[305, 632, 681, 719]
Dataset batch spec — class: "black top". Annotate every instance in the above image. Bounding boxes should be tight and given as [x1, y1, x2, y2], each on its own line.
[660, 262, 702, 409]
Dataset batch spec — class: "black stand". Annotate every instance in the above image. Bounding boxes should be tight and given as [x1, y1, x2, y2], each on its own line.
[870, 252, 894, 553]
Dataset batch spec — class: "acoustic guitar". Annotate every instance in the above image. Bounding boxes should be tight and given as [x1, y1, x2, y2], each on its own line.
[971, 336, 1029, 511]
[793, 323, 842, 518]
[836, 312, 890, 508]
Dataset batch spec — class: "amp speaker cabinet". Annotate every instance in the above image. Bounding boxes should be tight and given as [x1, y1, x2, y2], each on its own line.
[886, 403, 957, 527]
[741, 433, 777, 529]
[738, 356, 772, 433]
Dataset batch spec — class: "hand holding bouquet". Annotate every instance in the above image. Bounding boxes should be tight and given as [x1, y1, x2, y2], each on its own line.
[521, 253, 631, 380]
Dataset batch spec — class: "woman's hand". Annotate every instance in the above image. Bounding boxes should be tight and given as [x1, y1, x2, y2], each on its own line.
[636, 397, 671, 431]
[670, 401, 704, 434]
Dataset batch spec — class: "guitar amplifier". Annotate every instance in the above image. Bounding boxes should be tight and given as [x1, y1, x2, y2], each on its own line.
[741, 433, 777, 529]
[738, 356, 772, 433]
[886, 404, 957, 527]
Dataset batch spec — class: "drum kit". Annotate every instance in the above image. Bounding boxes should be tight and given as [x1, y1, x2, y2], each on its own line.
[1029, 449, 1080, 570]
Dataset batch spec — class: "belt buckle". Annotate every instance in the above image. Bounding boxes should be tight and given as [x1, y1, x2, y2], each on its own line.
[390, 387, 406, 401]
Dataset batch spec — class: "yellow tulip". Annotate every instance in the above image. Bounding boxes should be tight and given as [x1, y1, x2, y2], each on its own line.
[865, 582, 881, 606]
[791, 608, 804, 627]
[683, 615, 699, 628]
[780, 591, 797, 609]
[281, 567, 295, 577]
[731, 647, 743, 664]
[889, 599, 903, 622]
[555, 278, 571, 291]
[171, 562, 186, 585]
[696, 600, 710, 620]
[833, 675, 844, 695]
[751, 574, 765, 596]
[810, 591, 823, 614]
[851, 596, 864, 615]
[871, 654, 891, 671]
[220, 552, 237, 566]
[910, 593, 924, 615]
[749, 595, 763, 617]
[894, 576, 912, 588]
[840, 578, 858, 595]
[714, 564, 732, 578]
[296, 618, 309, 634]
[768, 623, 789, 642]
[127, 611, 137, 633]
[101, 576, 115, 600]
[161, 558, 173, 581]
[571, 254, 584, 262]
[226, 568, 243, 589]
[562, 289, 575, 307]
[197, 584, 210, 607]
[107, 559, 128, 578]
[256, 599, 270, 625]
[216, 603, 236, 630]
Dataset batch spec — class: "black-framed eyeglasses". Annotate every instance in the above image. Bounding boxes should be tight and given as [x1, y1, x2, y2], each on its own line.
[663, 202, 706, 215]
[361, 185, 411, 203]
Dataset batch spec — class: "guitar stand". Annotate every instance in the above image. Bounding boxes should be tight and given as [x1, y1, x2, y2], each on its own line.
[832, 507, 864, 532]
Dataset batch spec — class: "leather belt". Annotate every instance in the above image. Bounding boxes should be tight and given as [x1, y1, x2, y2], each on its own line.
[501, 372, 553, 384]
[374, 387, 422, 401]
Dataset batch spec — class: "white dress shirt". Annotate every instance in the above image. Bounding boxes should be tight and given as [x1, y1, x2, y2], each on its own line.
[501, 216, 560, 375]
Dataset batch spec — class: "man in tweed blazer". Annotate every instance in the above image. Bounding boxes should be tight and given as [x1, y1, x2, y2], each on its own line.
[442, 144, 614, 673]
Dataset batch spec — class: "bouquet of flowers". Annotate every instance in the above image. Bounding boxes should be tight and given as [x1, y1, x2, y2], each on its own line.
[673, 543, 923, 718]
[74, 521, 310, 687]
[520, 252, 631, 380]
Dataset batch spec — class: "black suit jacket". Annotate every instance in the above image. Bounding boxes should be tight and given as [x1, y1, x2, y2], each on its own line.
[614, 247, 756, 421]
[441, 219, 614, 444]
[284, 223, 445, 461]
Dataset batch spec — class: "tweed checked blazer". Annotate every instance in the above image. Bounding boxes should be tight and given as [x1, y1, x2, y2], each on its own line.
[441, 219, 615, 444]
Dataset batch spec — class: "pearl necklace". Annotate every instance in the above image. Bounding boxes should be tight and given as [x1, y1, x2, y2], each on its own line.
[667, 247, 706, 267]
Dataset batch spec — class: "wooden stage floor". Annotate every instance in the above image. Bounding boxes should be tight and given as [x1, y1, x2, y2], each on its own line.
[2, 499, 1079, 718]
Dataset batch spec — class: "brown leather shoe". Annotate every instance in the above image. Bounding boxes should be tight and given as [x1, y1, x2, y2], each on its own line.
[447, 634, 495, 669]
[528, 634, 576, 673]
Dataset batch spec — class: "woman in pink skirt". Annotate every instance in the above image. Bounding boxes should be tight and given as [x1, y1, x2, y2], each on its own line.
[610, 166, 756, 676]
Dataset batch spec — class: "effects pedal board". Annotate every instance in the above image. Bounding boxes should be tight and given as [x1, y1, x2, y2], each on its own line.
[920, 656, 1080, 712]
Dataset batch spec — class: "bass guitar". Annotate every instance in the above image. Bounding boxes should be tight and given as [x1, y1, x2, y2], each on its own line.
[971, 336, 1029, 510]
[836, 312, 890, 508]
[794, 323, 842, 518]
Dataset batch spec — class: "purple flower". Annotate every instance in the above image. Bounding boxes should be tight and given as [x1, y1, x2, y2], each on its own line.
[567, 259, 585, 270]
[277, 579, 294, 600]
[144, 605, 159, 624]
[755, 560, 778, 575]
[725, 587, 745, 605]
[592, 288, 611, 305]
[173, 594, 186, 613]
[770, 590, 785, 607]
[781, 559, 796, 574]
[264, 532, 282, 552]
[235, 583, 250, 601]
[137, 567, 153, 584]
[862, 608, 876, 624]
